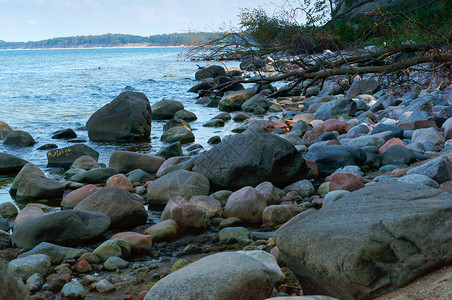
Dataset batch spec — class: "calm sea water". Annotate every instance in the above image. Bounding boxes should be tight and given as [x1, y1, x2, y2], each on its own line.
[0, 47, 239, 205]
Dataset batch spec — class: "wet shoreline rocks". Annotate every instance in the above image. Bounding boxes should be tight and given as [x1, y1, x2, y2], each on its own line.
[0, 54, 451, 300]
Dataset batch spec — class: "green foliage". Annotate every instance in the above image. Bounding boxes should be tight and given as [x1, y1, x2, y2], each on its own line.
[0, 33, 216, 49]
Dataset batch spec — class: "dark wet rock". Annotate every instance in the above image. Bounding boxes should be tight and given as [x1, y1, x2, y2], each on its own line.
[74, 186, 147, 228]
[162, 117, 191, 132]
[362, 146, 381, 169]
[371, 123, 404, 138]
[37, 144, 58, 150]
[193, 133, 309, 190]
[218, 89, 255, 112]
[174, 109, 197, 122]
[233, 112, 250, 122]
[202, 119, 225, 127]
[212, 112, 232, 122]
[380, 145, 417, 166]
[0, 202, 18, 218]
[161, 127, 195, 144]
[188, 82, 213, 93]
[144, 219, 180, 242]
[305, 145, 367, 177]
[15, 173, 65, 202]
[151, 99, 184, 120]
[195, 65, 226, 80]
[109, 151, 165, 173]
[241, 93, 272, 112]
[126, 169, 152, 183]
[274, 182, 452, 299]
[207, 136, 221, 145]
[146, 170, 210, 205]
[70, 167, 119, 183]
[52, 128, 77, 139]
[47, 144, 99, 169]
[3, 130, 36, 147]
[12, 210, 111, 249]
[87, 91, 152, 142]
[144, 251, 284, 300]
[9, 163, 45, 196]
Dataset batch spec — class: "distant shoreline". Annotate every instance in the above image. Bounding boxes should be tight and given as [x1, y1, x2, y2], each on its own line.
[0, 44, 190, 51]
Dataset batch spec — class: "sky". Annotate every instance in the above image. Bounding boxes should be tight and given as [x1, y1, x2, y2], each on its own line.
[0, 0, 286, 42]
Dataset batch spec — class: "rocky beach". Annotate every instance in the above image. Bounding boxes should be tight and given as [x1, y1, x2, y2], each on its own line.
[0, 48, 451, 300]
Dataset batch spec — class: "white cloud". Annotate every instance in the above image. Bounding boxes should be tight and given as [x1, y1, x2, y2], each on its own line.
[26, 19, 38, 25]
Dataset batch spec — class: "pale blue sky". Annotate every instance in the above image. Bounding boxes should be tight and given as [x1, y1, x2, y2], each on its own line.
[0, 0, 286, 42]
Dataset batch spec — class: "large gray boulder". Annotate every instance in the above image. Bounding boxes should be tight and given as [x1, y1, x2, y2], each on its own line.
[8, 254, 51, 281]
[195, 65, 226, 80]
[69, 167, 119, 183]
[146, 170, 210, 205]
[18, 242, 87, 265]
[0, 259, 31, 300]
[0, 153, 28, 175]
[47, 144, 99, 169]
[145, 251, 284, 300]
[274, 182, 452, 299]
[315, 98, 357, 120]
[12, 210, 111, 249]
[15, 173, 65, 202]
[74, 187, 147, 228]
[193, 133, 309, 190]
[407, 155, 452, 184]
[0, 121, 12, 139]
[87, 91, 152, 142]
[218, 89, 255, 112]
[9, 163, 45, 196]
[3, 130, 36, 147]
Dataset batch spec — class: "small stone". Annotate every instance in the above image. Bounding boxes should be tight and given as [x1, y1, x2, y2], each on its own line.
[104, 257, 129, 271]
[61, 281, 87, 299]
[26, 273, 45, 288]
[171, 259, 190, 273]
[73, 260, 93, 273]
[219, 227, 251, 244]
[96, 279, 115, 293]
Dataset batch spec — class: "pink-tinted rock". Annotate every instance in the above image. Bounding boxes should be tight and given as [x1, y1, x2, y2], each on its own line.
[160, 196, 210, 232]
[156, 156, 189, 177]
[110, 232, 153, 254]
[302, 124, 326, 146]
[255, 181, 280, 205]
[270, 246, 281, 265]
[325, 140, 341, 146]
[305, 159, 319, 179]
[13, 205, 44, 227]
[262, 204, 301, 227]
[323, 119, 350, 134]
[326, 172, 365, 192]
[439, 181, 452, 194]
[73, 260, 92, 273]
[396, 118, 437, 130]
[379, 138, 405, 155]
[143, 219, 180, 242]
[61, 184, 99, 209]
[106, 174, 133, 191]
[70, 155, 100, 170]
[189, 195, 222, 218]
[224, 186, 267, 224]
[138, 290, 148, 300]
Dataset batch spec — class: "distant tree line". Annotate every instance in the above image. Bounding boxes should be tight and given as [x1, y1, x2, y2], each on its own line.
[0, 33, 216, 49]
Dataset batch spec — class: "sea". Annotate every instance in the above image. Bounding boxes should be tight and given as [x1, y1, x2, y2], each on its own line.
[0, 47, 240, 206]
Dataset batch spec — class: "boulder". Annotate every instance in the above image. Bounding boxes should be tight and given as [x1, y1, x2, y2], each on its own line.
[126, 169, 152, 183]
[262, 204, 301, 227]
[241, 93, 272, 112]
[9, 163, 45, 196]
[407, 156, 452, 184]
[163, 117, 191, 132]
[106, 174, 133, 191]
[144, 251, 284, 300]
[61, 185, 99, 209]
[224, 187, 267, 224]
[345, 79, 379, 98]
[70, 155, 100, 170]
[18, 242, 87, 265]
[74, 187, 147, 228]
[13, 205, 45, 227]
[151, 99, 184, 120]
[156, 156, 189, 177]
[397, 174, 439, 188]
[61, 281, 86, 299]
[326, 172, 365, 192]
[189, 195, 223, 218]
[12, 210, 111, 249]
[3, 130, 35, 147]
[412, 127, 444, 145]
[195, 65, 226, 80]
[8, 254, 51, 281]
[218, 89, 255, 112]
[143, 219, 180, 242]
[219, 227, 251, 244]
[52, 128, 77, 139]
[174, 109, 197, 122]
[283, 180, 315, 197]
[0, 259, 31, 300]
[110, 232, 153, 254]
[255, 181, 280, 205]
[109, 151, 165, 174]
[70, 167, 119, 183]
[0, 121, 12, 139]
[0, 202, 18, 218]
[92, 238, 131, 262]
[146, 170, 210, 205]
[87, 91, 152, 142]
[0, 153, 28, 175]
[305, 145, 367, 177]
[202, 119, 225, 127]
[15, 173, 65, 202]
[193, 133, 309, 190]
[160, 126, 195, 144]
[47, 144, 99, 169]
[274, 182, 452, 299]
[315, 99, 357, 120]
[104, 257, 129, 270]
[380, 145, 416, 166]
[155, 142, 183, 159]
[160, 196, 210, 232]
